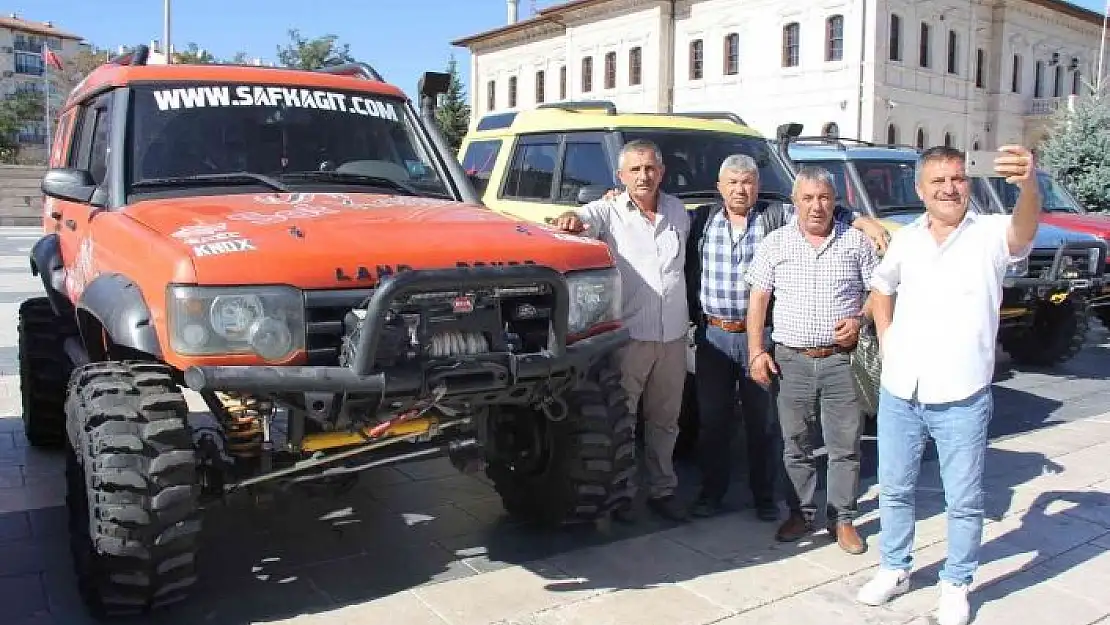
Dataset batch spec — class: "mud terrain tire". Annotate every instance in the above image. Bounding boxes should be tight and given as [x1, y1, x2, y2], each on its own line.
[1096, 306, 1110, 332]
[18, 297, 78, 447]
[1000, 294, 1090, 367]
[486, 357, 636, 527]
[64, 361, 202, 617]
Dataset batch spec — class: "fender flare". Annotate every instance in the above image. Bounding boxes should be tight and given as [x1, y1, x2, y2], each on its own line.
[76, 273, 163, 359]
[28, 233, 74, 318]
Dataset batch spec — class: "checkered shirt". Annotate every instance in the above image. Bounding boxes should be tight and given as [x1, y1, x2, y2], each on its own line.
[699, 207, 770, 320]
[745, 218, 880, 348]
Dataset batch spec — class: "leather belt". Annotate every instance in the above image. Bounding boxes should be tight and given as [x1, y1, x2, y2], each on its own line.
[705, 315, 746, 333]
[783, 344, 852, 358]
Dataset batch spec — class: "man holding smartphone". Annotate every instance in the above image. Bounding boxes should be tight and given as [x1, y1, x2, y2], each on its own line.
[855, 144, 1041, 625]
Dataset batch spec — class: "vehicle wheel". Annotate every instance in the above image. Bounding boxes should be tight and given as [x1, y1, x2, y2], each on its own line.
[1000, 294, 1090, 367]
[64, 361, 202, 617]
[18, 297, 78, 447]
[485, 356, 636, 526]
[1096, 306, 1110, 331]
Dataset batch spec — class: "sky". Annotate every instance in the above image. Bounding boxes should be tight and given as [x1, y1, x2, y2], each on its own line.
[13, 0, 1110, 101]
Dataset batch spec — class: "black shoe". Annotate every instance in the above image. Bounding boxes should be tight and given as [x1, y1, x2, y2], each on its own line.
[690, 495, 725, 518]
[647, 495, 689, 522]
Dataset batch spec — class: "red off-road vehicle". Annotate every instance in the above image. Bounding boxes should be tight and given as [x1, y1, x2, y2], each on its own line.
[21, 45, 635, 616]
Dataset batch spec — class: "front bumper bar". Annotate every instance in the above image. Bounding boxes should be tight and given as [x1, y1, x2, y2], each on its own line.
[183, 266, 629, 395]
[1004, 240, 1108, 292]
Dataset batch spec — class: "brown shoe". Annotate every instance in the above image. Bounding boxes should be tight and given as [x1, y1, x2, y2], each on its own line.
[830, 521, 866, 554]
[775, 511, 814, 542]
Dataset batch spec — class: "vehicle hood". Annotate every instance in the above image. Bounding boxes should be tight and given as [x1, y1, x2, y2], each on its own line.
[124, 192, 614, 287]
[878, 212, 1104, 249]
[1040, 213, 1110, 241]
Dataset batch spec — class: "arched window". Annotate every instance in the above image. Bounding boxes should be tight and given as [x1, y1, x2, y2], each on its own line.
[916, 127, 926, 149]
[887, 124, 898, 145]
[972, 140, 980, 150]
[943, 132, 953, 148]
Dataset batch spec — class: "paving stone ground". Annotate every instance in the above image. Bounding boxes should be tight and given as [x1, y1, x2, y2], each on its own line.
[0, 225, 1108, 625]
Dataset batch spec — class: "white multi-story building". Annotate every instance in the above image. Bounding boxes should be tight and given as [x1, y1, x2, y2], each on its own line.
[451, 0, 1108, 150]
[0, 14, 85, 158]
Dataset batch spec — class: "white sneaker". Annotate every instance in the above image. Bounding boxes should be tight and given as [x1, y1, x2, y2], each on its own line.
[856, 567, 911, 606]
[936, 580, 970, 625]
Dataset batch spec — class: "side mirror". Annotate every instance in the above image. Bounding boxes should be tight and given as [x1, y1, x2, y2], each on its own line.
[41, 167, 97, 204]
[576, 184, 609, 205]
[776, 122, 804, 142]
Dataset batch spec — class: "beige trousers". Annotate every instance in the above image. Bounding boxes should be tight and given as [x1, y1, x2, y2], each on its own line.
[616, 338, 688, 499]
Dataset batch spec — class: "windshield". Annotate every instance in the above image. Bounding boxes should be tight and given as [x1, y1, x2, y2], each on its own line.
[983, 172, 1084, 214]
[620, 129, 794, 199]
[127, 82, 451, 199]
[849, 159, 923, 214]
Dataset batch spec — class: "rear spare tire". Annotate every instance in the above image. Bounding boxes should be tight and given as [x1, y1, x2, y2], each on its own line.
[486, 356, 636, 526]
[1000, 294, 1090, 367]
[18, 297, 78, 447]
[64, 361, 202, 617]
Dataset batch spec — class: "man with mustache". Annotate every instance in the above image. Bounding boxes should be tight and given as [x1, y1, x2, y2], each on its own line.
[552, 139, 690, 523]
[744, 165, 881, 555]
[855, 145, 1040, 625]
[685, 154, 889, 521]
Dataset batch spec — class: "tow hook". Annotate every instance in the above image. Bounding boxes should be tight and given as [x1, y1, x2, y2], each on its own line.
[539, 395, 569, 422]
[1049, 291, 1070, 305]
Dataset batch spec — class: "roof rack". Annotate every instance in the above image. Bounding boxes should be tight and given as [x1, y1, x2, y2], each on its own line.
[787, 135, 921, 152]
[536, 100, 617, 115]
[672, 111, 747, 125]
[315, 62, 385, 82]
[109, 44, 150, 67]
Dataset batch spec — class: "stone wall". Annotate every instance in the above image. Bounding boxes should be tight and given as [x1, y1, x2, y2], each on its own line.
[0, 165, 46, 226]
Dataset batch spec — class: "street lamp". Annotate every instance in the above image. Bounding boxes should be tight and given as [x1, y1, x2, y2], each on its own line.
[164, 0, 172, 63]
[1097, 0, 1108, 96]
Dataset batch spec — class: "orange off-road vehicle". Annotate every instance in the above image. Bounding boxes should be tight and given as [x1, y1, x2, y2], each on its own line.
[21, 45, 635, 616]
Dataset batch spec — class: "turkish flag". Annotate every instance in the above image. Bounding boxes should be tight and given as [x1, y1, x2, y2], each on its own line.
[42, 45, 63, 71]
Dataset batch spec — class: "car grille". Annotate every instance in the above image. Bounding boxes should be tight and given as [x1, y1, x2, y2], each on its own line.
[1028, 246, 1102, 281]
[304, 288, 373, 366]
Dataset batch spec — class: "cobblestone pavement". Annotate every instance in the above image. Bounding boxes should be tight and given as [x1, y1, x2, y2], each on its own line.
[1, 225, 1108, 625]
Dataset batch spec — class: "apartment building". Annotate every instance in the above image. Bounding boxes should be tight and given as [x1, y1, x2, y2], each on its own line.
[452, 0, 1108, 150]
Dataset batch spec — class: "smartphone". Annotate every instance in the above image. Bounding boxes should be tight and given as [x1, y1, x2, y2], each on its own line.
[965, 150, 998, 178]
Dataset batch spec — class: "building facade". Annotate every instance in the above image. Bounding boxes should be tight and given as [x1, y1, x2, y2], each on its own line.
[452, 0, 1107, 150]
[0, 14, 85, 159]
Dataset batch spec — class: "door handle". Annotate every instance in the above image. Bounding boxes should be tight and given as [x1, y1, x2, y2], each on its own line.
[64, 219, 77, 231]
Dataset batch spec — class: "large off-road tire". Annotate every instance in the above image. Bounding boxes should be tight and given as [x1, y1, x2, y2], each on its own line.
[18, 297, 78, 447]
[64, 361, 202, 617]
[1096, 306, 1110, 332]
[486, 357, 636, 526]
[1000, 294, 1090, 367]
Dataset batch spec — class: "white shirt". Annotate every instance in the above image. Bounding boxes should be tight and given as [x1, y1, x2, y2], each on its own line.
[576, 191, 691, 343]
[869, 211, 1033, 404]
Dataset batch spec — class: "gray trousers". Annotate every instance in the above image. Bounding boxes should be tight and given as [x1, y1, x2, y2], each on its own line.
[617, 338, 687, 499]
[772, 344, 864, 523]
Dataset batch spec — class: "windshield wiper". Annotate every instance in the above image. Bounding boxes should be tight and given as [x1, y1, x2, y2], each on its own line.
[280, 171, 418, 196]
[876, 204, 926, 215]
[132, 172, 290, 193]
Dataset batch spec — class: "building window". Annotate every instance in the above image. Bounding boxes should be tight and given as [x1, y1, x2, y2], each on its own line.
[582, 57, 593, 92]
[889, 14, 902, 61]
[972, 140, 980, 150]
[943, 132, 953, 148]
[508, 76, 517, 108]
[1053, 64, 1063, 97]
[13, 52, 44, 76]
[1073, 69, 1082, 95]
[826, 15, 844, 61]
[887, 124, 898, 145]
[559, 65, 567, 99]
[535, 70, 545, 103]
[690, 39, 704, 79]
[1011, 54, 1022, 93]
[724, 33, 739, 75]
[975, 49, 985, 88]
[919, 22, 931, 68]
[916, 127, 926, 149]
[604, 51, 616, 89]
[1034, 60, 1044, 97]
[782, 22, 800, 67]
[629, 47, 642, 85]
[487, 80, 495, 111]
[947, 30, 958, 74]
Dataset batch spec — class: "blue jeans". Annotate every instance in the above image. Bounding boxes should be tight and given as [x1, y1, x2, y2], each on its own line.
[877, 384, 993, 586]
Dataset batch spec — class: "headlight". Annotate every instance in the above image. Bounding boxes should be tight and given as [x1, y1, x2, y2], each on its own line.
[1005, 257, 1028, 278]
[566, 268, 621, 335]
[167, 285, 305, 361]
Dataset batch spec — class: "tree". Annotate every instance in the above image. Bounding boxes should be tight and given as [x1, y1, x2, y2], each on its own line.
[173, 43, 216, 64]
[276, 29, 354, 70]
[1038, 95, 1110, 212]
[0, 91, 46, 164]
[434, 55, 471, 151]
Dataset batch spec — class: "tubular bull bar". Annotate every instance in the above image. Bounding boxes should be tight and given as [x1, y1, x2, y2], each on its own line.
[183, 266, 630, 396]
[1004, 240, 1109, 294]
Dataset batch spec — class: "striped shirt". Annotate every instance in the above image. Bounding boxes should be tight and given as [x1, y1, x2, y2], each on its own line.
[576, 191, 691, 343]
[745, 218, 879, 348]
